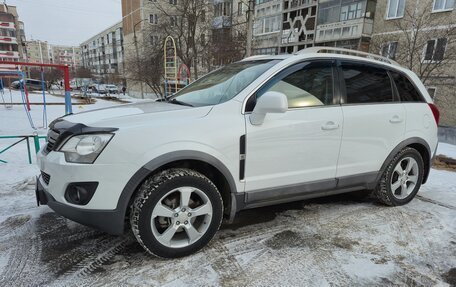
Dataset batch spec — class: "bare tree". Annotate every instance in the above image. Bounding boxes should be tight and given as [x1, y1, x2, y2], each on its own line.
[74, 67, 93, 79]
[149, 0, 213, 79]
[124, 46, 165, 98]
[370, 0, 456, 85]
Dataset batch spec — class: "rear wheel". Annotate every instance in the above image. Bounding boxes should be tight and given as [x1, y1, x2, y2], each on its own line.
[130, 168, 223, 258]
[375, 147, 424, 206]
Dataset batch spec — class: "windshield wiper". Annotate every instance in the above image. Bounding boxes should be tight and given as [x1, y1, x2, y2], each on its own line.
[169, 98, 193, 107]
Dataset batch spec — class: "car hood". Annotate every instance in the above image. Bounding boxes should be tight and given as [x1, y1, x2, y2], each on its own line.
[62, 100, 212, 127]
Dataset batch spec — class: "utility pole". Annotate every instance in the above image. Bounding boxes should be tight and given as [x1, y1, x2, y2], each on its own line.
[246, 0, 255, 57]
[133, 19, 146, 99]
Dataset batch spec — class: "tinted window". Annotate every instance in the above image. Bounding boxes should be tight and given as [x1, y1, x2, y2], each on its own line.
[390, 72, 424, 102]
[342, 63, 393, 104]
[258, 61, 334, 109]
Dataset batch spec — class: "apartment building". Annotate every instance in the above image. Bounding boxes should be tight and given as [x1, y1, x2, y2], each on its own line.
[212, 0, 248, 65]
[370, 0, 456, 126]
[0, 4, 26, 71]
[25, 40, 51, 64]
[49, 45, 82, 69]
[122, 0, 212, 98]
[280, 0, 318, 53]
[81, 22, 124, 77]
[253, 0, 282, 55]
[315, 0, 376, 51]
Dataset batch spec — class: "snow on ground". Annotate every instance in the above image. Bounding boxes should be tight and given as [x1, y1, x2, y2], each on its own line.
[0, 89, 123, 165]
[420, 143, 456, 205]
[0, 97, 455, 286]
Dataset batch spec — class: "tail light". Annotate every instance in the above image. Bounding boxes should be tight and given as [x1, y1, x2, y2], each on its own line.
[428, 103, 440, 126]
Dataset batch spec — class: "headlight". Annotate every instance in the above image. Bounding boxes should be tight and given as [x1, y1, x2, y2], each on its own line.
[59, 134, 114, 163]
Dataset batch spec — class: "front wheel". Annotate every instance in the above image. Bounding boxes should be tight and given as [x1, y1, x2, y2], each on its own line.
[130, 168, 223, 258]
[375, 147, 424, 206]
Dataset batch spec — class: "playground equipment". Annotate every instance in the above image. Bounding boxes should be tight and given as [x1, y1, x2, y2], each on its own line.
[178, 63, 191, 87]
[163, 36, 192, 97]
[0, 78, 12, 109]
[0, 70, 37, 129]
[0, 61, 72, 164]
[164, 36, 178, 97]
[0, 60, 73, 114]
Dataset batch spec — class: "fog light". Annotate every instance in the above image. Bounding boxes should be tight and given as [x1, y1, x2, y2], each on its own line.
[64, 182, 98, 205]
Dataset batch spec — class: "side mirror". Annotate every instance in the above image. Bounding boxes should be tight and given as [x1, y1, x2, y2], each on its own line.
[250, 91, 288, 125]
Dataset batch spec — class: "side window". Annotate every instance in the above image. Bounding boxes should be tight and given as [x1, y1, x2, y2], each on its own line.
[342, 63, 394, 104]
[390, 72, 424, 102]
[257, 61, 334, 109]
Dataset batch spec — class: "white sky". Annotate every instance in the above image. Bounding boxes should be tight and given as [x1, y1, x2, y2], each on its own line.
[6, 0, 122, 46]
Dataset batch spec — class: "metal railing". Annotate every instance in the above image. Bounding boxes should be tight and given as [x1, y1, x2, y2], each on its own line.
[0, 135, 47, 164]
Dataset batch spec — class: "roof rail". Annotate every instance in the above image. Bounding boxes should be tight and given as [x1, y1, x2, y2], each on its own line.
[241, 55, 270, 61]
[296, 47, 400, 66]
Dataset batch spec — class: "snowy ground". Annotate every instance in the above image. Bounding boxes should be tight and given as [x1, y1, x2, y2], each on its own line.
[0, 94, 455, 286]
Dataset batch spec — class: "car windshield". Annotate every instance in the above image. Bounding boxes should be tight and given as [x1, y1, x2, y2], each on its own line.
[170, 59, 280, 107]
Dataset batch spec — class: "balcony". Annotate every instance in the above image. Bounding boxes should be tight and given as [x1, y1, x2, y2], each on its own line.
[212, 16, 232, 29]
[0, 22, 15, 30]
[0, 37, 17, 44]
[0, 50, 19, 58]
[315, 18, 374, 43]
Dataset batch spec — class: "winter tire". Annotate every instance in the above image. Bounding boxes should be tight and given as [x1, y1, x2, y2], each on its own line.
[375, 147, 424, 206]
[130, 168, 223, 258]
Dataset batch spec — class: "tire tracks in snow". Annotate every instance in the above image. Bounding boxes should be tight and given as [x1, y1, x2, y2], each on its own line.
[416, 195, 456, 210]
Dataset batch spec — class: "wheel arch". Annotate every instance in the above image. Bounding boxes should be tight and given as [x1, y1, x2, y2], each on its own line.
[115, 151, 239, 232]
[377, 137, 432, 185]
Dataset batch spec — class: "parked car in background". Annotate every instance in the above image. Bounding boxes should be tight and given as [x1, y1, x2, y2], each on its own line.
[105, 84, 119, 94]
[90, 84, 107, 95]
[36, 47, 439, 258]
[11, 79, 47, 91]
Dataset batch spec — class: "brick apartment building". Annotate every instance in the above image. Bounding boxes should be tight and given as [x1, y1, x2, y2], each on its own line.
[0, 4, 26, 71]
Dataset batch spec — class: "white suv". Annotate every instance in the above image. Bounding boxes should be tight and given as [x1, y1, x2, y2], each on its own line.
[36, 48, 439, 258]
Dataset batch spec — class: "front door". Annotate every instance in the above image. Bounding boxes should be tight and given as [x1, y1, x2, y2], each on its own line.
[244, 60, 343, 200]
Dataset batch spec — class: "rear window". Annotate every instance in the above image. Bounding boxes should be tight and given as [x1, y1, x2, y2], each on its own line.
[390, 72, 424, 102]
[341, 62, 393, 104]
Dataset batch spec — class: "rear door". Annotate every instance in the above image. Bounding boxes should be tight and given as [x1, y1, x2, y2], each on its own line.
[336, 61, 406, 179]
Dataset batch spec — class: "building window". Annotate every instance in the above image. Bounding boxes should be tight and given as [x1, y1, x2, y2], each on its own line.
[387, 0, 406, 19]
[170, 16, 178, 27]
[424, 38, 447, 61]
[238, 2, 243, 15]
[149, 14, 158, 24]
[426, 87, 437, 99]
[201, 10, 206, 22]
[340, 2, 363, 21]
[214, 2, 232, 17]
[201, 34, 206, 45]
[254, 15, 280, 35]
[150, 35, 159, 46]
[381, 42, 398, 59]
[433, 0, 454, 11]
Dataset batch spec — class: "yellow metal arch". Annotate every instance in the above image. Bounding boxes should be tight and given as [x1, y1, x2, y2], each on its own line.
[163, 36, 178, 94]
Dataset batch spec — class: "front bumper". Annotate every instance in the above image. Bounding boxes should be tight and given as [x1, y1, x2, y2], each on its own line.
[36, 176, 125, 235]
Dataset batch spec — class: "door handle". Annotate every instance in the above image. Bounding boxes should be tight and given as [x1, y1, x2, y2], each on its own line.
[321, 121, 340, 131]
[389, 115, 403, 124]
